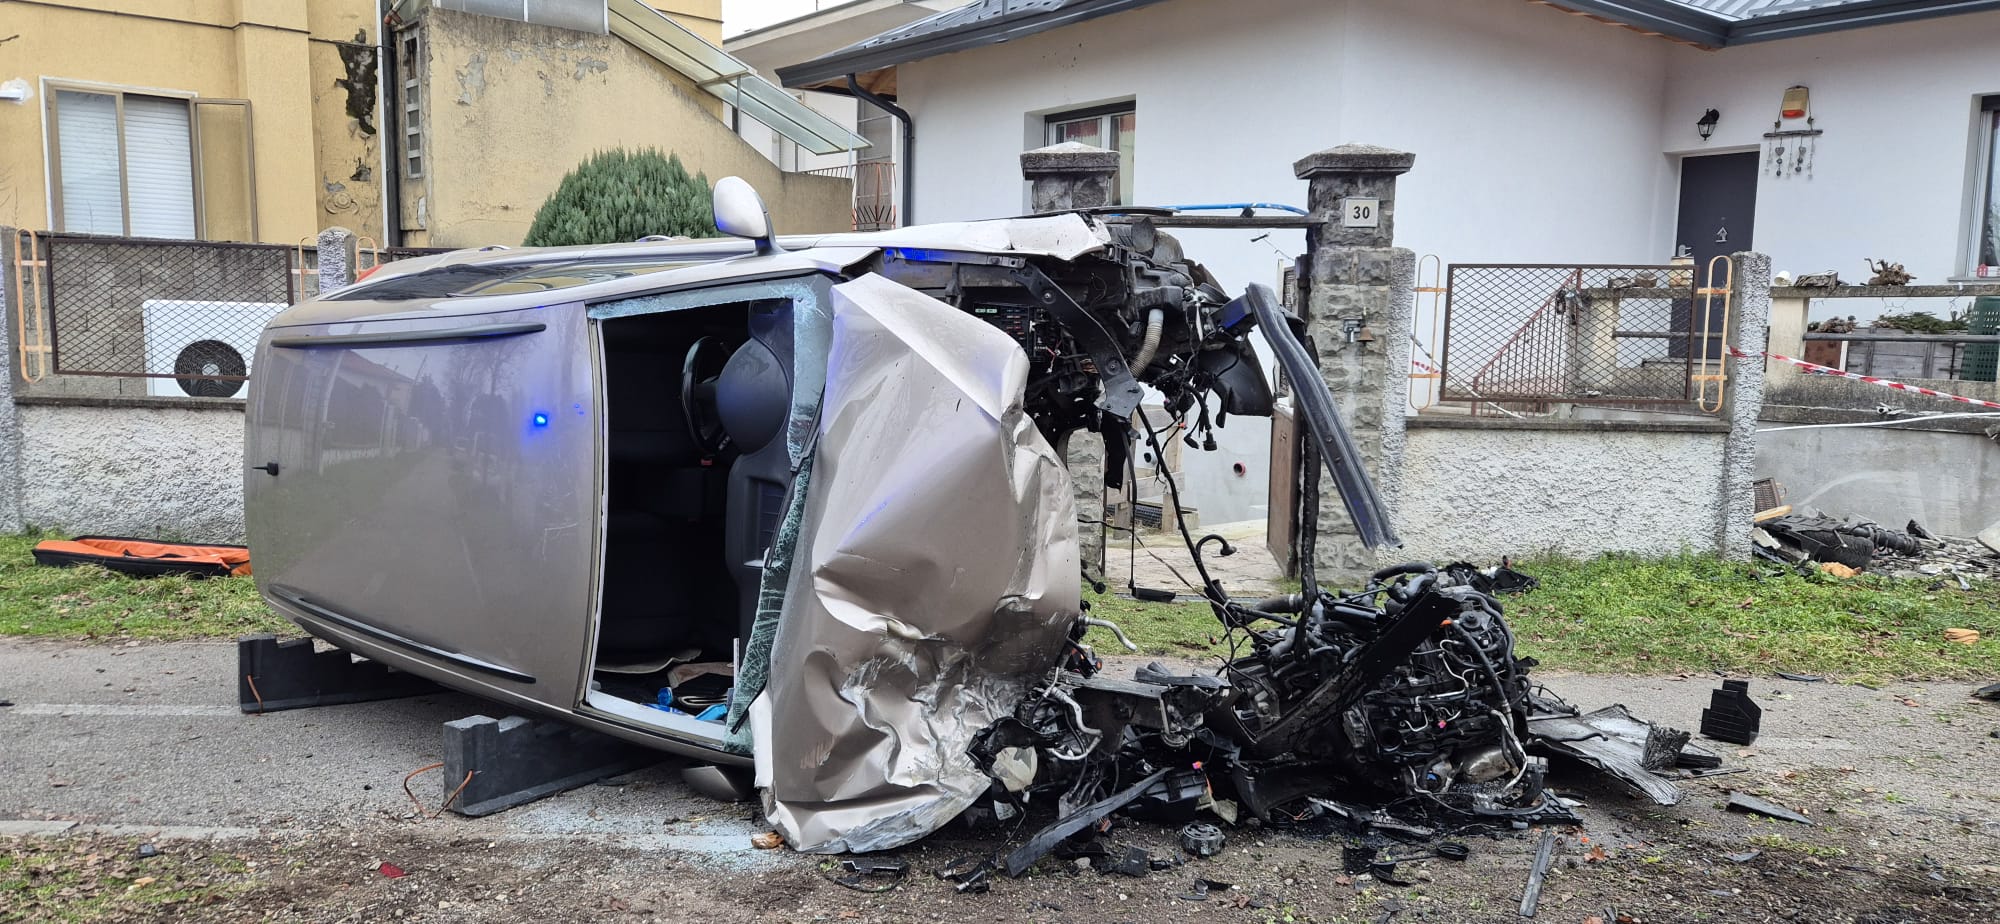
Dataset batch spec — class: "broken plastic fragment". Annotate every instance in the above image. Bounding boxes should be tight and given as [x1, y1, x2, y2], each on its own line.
[1724, 791, 1813, 825]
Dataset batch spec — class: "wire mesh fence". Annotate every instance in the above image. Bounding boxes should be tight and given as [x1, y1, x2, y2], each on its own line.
[1439, 264, 1716, 410]
[15, 232, 444, 399]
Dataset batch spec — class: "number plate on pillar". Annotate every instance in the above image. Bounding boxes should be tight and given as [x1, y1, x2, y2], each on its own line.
[1341, 198, 1380, 228]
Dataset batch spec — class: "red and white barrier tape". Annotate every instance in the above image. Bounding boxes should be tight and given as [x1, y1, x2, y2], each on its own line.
[1731, 346, 2000, 411]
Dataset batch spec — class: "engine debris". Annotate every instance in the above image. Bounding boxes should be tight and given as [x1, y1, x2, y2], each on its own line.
[975, 556, 1716, 878]
[1179, 822, 1227, 858]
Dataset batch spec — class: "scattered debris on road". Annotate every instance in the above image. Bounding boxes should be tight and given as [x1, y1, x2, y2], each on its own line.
[1178, 822, 1226, 857]
[1753, 503, 2000, 580]
[1519, 831, 1558, 917]
[1700, 680, 1763, 745]
[1725, 791, 1814, 825]
[826, 858, 907, 893]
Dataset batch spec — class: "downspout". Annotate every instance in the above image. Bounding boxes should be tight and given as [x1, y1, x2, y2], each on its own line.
[846, 74, 913, 227]
[377, 2, 404, 246]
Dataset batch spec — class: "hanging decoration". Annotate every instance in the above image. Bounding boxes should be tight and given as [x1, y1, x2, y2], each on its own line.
[1763, 84, 1821, 179]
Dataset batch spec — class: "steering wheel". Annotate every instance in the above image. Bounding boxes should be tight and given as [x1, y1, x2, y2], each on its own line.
[681, 336, 733, 456]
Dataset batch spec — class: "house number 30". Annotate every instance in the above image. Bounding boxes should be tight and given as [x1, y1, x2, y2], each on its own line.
[1342, 198, 1380, 229]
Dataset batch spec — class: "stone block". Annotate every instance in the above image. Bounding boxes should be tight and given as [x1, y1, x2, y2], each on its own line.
[1293, 143, 1416, 179]
[1021, 141, 1120, 175]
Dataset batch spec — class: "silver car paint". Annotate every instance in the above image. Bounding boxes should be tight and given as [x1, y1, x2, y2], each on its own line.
[246, 218, 1106, 765]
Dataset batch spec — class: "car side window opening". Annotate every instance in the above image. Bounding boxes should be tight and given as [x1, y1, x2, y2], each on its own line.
[587, 277, 831, 727]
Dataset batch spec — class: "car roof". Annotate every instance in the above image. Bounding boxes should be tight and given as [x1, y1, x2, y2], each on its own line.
[269, 214, 1108, 329]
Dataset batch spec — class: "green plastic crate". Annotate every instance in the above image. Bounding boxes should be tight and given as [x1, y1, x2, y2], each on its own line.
[1964, 296, 2000, 383]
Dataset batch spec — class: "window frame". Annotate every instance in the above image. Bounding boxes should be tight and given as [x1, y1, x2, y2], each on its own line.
[1963, 95, 2000, 280]
[1042, 102, 1135, 206]
[43, 79, 255, 240]
[397, 26, 425, 180]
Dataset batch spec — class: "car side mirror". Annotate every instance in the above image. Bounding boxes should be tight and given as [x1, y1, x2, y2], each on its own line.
[713, 176, 781, 255]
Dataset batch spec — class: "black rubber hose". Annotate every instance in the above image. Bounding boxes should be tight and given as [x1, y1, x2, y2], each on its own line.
[1371, 562, 1436, 583]
[1255, 593, 1306, 613]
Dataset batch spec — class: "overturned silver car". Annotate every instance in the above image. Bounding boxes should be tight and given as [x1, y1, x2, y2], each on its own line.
[247, 180, 1695, 855]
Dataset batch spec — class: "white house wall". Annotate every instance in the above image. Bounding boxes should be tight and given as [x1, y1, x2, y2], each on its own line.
[1335, 0, 1675, 267]
[1661, 13, 2000, 320]
[897, 0, 1677, 522]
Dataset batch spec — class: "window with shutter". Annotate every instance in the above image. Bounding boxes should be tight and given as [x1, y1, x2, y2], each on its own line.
[123, 96, 198, 239]
[53, 90, 124, 234]
[49, 87, 206, 239]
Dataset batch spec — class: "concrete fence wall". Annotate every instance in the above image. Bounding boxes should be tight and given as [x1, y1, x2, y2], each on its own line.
[1397, 418, 1728, 561]
[1755, 417, 2000, 538]
[13, 399, 247, 542]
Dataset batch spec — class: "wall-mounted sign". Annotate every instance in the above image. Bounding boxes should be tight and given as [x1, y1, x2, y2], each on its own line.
[1341, 197, 1380, 229]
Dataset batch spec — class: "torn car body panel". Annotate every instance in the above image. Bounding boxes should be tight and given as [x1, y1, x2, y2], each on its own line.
[759, 274, 1080, 853]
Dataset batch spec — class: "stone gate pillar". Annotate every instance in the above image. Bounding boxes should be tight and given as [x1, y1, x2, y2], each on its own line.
[1719, 250, 1772, 560]
[1293, 145, 1417, 585]
[316, 227, 359, 294]
[1021, 142, 1119, 579]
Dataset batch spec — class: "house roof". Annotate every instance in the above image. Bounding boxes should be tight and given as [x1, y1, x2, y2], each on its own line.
[777, 0, 2000, 88]
[726, 0, 957, 79]
[777, 0, 1166, 89]
[1670, 0, 1884, 20]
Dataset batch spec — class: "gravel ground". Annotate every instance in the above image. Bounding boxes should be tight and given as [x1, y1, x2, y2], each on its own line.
[3, 640, 1997, 922]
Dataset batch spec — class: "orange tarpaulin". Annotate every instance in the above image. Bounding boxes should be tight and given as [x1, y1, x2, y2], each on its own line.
[32, 536, 251, 578]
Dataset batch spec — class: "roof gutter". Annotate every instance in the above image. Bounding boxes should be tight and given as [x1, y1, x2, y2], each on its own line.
[1535, 0, 1729, 46]
[779, 0, 1168, 88]
[847, 74, 915, 226]
[1723, 0, 2000, 43]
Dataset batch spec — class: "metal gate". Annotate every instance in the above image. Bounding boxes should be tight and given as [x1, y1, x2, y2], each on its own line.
[1438, 263, 1716, 409]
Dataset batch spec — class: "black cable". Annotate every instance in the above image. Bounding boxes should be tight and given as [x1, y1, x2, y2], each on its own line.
[1138, 415, 1222, 603]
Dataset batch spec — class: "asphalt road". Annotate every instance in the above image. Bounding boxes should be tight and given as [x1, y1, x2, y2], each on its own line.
[6, 638, 1996, 841]
[4, 637, 1998, 922]
[0, 638, 774, 862]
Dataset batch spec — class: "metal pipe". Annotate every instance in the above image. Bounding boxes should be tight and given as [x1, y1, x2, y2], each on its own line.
[845, 74, 914, 227]
[1160, 203, 1308, 215]
[377, 3, 403, 246]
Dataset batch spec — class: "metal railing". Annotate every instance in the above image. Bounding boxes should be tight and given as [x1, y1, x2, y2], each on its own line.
[801, 161, 896, 231]
[1438, 263, 1720, 411]
[9, 231, 443, 399]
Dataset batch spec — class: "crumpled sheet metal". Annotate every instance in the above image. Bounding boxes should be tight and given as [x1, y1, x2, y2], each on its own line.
[822, 213, 1108, 262]
[761, 272, 1081, 853]
[1526, 704, 1685, 806]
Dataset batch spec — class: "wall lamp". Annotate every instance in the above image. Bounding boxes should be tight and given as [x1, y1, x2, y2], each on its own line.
[1697, 109, 1720, 141]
